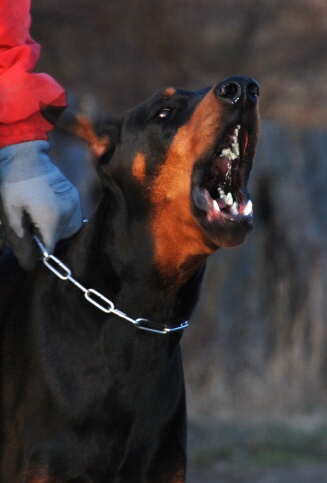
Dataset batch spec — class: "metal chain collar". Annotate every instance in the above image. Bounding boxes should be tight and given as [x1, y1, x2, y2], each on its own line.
[33, 234, 188, 335]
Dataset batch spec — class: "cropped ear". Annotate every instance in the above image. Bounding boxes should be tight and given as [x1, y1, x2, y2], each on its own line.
[56, 109, 111, 160]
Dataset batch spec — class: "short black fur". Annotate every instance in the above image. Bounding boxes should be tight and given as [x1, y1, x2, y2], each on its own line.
[0, 76, 259, 482]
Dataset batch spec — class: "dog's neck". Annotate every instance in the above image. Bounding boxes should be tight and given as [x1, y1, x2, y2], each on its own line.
[63, 191, 205, 333]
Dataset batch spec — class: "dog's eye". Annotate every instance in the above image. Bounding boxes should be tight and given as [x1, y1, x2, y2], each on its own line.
[156, 108, 173, 120]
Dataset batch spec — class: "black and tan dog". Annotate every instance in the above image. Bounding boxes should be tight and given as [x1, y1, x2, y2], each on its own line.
[0, 76, 259, 482]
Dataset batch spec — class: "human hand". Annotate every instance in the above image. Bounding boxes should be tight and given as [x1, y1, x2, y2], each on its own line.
[0, 140, 82, 270]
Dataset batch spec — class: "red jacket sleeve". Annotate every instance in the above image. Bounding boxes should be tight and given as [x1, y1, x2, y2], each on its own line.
[0, 0, 67, 148]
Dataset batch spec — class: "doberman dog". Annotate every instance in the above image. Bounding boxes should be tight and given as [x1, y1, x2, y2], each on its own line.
[0, 76, 259, 482]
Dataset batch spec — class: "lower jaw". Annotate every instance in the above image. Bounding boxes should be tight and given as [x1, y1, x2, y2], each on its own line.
[192, 186, 252, 219]
[200, 214, 253, 248]
[192, 188, 254, 248]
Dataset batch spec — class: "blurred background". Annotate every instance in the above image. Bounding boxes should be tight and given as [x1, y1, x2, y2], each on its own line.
[31, 0, 327, 481]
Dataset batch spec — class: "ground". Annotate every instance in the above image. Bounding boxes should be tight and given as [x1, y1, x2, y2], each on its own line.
[187, 419, 327, 483]
[188, 460, 327, 483]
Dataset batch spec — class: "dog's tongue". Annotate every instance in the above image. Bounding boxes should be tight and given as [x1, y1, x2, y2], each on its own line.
[203, 154, 232, 196]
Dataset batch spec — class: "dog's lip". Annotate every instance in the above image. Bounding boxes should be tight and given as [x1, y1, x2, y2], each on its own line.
[192, 186, 253, 222]
[191, 122, 255, 243]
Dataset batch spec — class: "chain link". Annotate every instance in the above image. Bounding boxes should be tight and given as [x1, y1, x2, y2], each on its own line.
[33, 235, 188, 335]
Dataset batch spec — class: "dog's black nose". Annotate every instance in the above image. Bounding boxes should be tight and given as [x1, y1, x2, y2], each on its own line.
[215, 76, 259, 108]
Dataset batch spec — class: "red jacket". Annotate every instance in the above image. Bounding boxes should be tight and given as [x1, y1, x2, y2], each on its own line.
[0, 0, 67, 148]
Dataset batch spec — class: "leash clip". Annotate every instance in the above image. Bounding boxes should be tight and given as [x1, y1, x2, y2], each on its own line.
[135, 318, 189, 335]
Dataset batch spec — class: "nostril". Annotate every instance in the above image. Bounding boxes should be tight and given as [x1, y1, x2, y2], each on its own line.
[218, 81, 241, 102]
[248, 82, 260, 99]
[215, 76, 259, 107]
[221, 82, 239, 98]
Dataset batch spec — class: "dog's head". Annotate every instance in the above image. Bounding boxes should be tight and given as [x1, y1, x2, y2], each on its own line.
[59, 76, 259, 282]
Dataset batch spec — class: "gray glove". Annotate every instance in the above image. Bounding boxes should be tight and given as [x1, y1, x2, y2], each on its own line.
[0, 140, 82, 270]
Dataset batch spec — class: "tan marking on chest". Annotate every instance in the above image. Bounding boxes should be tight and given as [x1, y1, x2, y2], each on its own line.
[24, 473, 56, 483]
[170, 469, 186, 483]
[150, 468, 185, 483]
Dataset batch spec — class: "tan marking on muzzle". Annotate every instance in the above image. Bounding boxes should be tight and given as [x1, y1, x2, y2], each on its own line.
[132, 152, 146, 183]
[150, 88, 223, 283]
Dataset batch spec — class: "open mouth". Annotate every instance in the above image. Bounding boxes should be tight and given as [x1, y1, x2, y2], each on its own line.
[192, 122, 257, 247]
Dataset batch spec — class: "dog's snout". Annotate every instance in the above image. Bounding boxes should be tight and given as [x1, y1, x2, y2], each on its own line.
[215, 76, 259, 108]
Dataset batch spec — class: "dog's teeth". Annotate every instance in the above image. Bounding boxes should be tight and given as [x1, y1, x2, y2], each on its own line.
[221, 148, 230, 157]
[225, 192, 233, 206]
[243, 199, 253, 216]
[231, 202, 238, 215]
[218, 188, 225, 198]
[217, 190, 233, 207]
[232, 143, 240, 156]
[232, 136, 238, 144]
[220, 145, 239, 160]
[217, 188, 224, 198]
[220, 148, 235, 161]
[213, 199, 220, 212]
